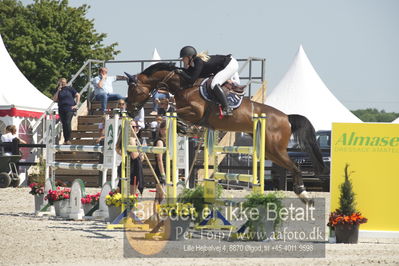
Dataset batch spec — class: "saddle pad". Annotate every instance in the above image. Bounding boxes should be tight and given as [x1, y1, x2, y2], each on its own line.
[199, 78, 243, 109]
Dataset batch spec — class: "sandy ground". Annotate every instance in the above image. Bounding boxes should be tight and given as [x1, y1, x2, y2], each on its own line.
[1, 187, 398, 265]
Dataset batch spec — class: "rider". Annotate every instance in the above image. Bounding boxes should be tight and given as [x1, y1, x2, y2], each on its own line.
[177, 46, 239, 116]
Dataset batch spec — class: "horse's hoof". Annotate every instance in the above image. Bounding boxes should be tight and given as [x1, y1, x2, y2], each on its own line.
[297, 190, 314, 206]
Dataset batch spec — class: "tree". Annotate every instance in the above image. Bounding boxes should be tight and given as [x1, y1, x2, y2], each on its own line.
[0, 0, 119, 97]
[351, 108, 399, 122]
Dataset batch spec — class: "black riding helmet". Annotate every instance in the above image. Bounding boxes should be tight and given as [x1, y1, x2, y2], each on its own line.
[179, 46, 197, 59]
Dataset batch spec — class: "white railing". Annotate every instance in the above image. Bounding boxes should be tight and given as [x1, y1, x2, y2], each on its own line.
[31, 59, 105, 142]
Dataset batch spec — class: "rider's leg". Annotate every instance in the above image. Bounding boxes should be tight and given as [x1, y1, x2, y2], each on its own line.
[213, 84, 232, 115]
[211, 57, 239, 116]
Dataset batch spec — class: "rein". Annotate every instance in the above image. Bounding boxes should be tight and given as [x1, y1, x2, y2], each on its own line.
[156, 71, 176, 91]
[127, 70, 176, 116]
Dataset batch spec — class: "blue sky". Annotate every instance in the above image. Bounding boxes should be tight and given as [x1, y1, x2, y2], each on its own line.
[21, 0, 399, 112]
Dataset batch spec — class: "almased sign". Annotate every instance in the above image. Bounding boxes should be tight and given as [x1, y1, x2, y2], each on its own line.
[331, 123, 399, 234]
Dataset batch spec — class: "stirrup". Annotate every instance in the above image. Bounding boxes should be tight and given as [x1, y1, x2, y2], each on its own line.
[224, 107, 233, 116]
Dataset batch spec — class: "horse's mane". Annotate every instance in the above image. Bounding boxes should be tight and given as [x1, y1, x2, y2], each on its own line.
[141, 62, 177, 76]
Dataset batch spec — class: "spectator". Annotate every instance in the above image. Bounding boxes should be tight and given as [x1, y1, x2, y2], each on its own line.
[53, 78, 80, 145]
[154, 120, 167, 185]
[92, 67, 127, 114]
[116, 120, 144, 195]
[95, 122, 105, 146]
[150, 89, 170, 115]
[1, 125, 13, 143]
[153, 120, 167, 209]
[1, 125, 26, 155]
[157, 98, 176, 116]
[1, 125, 26, 144]
[118, 98, 145, 129]
[150, 115, 163, 142]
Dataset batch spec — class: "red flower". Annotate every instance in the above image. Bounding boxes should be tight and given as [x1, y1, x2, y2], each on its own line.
[327, 210, 368, 227]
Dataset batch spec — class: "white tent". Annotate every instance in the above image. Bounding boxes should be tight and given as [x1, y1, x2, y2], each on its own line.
[392, 117, 399, 123]
[0, 35, 52, 118]
[0, 34, 53, 134]
[265, 45, 362, 131]
[150, 48, 161, 65]
[0, 34, 54, 185]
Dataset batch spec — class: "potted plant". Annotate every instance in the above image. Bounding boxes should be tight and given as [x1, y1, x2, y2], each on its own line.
[81, 192, 101, 215]
[328, 164, 367, 243]
[241, 191, 284, 241]
[29, 182, 45, 212]
[45, 187, 71, 217]
[28, 156, 46, 185]
[178, 183, 223, 223]
[105, 191, 137, 222]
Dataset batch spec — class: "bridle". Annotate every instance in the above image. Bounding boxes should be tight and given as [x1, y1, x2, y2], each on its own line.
[126, 70, 176, 116]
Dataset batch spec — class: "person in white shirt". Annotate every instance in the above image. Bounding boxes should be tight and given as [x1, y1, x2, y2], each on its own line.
[1, 125, 13, 143]
[1, 125, 26, 155]
[92, 67, 127, 114]
[1, 125, 26, 144]
[117, 99, 145, 129]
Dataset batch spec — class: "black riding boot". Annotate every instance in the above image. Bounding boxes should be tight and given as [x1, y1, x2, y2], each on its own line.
[213, 84, 233, 116]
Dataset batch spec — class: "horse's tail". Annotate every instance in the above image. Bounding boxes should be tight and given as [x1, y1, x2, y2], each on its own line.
[288, 114, 325, 174]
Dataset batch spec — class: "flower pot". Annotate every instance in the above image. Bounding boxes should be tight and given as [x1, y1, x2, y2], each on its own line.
[34, 194, 44, 212]
[335, 224, 359, 244]
[245, 206, 275, 241]
[107, 205, 121, 222]
[163, 216, 191, 241]
[83, 203, 96, 216]
[250, 219, 275, 241]
[53, 200, 69, 217]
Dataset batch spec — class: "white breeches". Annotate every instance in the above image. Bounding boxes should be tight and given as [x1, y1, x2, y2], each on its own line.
[211, 57, 239, 88]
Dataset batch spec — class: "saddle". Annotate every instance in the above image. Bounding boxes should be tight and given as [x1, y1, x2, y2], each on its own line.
[198, 77, 246, 110]
[196, 78, 246, 95]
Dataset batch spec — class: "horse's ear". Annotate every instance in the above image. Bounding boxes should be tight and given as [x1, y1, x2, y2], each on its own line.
[124, 72, 137, 85]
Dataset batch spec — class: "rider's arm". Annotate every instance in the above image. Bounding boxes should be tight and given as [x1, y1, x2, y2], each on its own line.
[182, 57, 204, 84]
[116, 75, 128, 81]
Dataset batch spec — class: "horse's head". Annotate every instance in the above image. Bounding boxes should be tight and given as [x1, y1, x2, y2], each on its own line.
[126, 62, 181, 117]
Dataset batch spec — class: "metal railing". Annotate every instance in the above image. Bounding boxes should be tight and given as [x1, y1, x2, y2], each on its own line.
[30, 56, 265, 144]
[31, 59, 105, 142]
[105, 57, 266, 97]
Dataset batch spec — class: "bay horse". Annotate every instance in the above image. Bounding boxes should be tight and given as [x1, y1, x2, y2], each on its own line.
[125, 63, 325, 204]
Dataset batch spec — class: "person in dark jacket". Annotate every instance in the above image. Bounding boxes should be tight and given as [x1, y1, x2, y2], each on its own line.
[116, 120, 144, 195]
[177, 46, 239, 115]
[53, 78, 80, 144]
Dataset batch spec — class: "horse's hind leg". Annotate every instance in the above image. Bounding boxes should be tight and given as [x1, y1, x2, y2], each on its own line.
[269, 149, 313, 205]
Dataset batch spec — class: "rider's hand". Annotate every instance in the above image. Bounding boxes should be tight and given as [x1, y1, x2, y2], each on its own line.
[174, 69, 183, 74]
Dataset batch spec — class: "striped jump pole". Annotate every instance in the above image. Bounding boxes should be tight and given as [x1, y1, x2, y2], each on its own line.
[197, 113, 267, 230]
[45, 113, 119, 188]
[108, 112, 178, 230]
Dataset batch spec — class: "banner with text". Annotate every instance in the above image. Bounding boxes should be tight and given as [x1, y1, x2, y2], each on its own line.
[331, 123, 399, 232]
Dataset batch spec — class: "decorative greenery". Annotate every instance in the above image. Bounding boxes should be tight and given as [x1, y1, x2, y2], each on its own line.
[0, 0, 119, 97]
[177, 183, 223, 221]
[29, 182, 44, 195]
[328, 164, 368, 227]
[158, 203, 196, 218]
[45, 187, 71, 204]
[105, 191, 137, 207]
[81, 192, 100, 205]
[243, 191, 285, 231]
[28, 156, 46, 185]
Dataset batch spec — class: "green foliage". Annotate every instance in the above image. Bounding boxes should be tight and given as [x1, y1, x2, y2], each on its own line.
[338, 164, 357, 216]
[243, 191, 284, 230]
[0, 0, 119, 97]
[28, 155, 46, 185]
[351, 108, 399, 122]
[178, 184, 222, 222]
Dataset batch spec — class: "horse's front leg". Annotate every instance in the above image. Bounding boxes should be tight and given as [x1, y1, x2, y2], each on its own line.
[175, 106, 199, 120]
